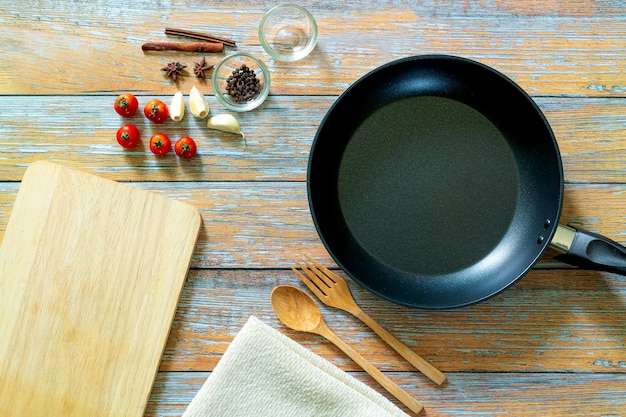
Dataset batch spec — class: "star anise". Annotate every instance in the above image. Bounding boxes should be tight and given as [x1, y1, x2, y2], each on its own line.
[161, 61, 187, 81]
[193, 57, 213, 80]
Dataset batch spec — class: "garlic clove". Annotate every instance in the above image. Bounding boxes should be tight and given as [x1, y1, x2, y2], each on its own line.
[169, 91, 185, 122]
[189, 86, 209, 119]
[206, 114, 245, 141]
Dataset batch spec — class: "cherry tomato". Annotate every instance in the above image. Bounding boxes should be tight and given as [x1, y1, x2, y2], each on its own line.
[149, 133, 171, 156]
[144, 99, 169, 123]
[174, 136, 197, 159]
[114, 93, 139, 117]
[116, 124, 141, 148]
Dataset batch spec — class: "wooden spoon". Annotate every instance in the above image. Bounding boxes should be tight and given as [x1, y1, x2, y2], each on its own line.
[270, 285, 424, 415]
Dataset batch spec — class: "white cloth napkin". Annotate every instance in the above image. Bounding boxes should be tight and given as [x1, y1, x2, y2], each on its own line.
[182, 315, 409, 417]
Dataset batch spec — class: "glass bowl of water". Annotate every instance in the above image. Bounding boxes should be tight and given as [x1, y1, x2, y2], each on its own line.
[259, 4, 318, 62]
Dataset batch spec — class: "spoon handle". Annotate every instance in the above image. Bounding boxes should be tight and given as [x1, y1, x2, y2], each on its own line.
[318, 325, 424, 415]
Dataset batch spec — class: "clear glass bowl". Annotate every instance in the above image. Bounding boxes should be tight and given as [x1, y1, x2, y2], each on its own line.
[211, 52, 271, 112]
[259, 4, 318, 62]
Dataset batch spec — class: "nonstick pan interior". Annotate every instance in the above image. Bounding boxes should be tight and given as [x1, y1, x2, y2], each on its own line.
[308, 55, 563, 309]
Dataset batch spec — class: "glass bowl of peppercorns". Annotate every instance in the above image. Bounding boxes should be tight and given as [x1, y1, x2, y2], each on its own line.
[211, 52, 271, 112]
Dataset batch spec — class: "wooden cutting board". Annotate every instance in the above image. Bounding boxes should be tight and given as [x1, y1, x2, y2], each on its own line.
[0, 161, 202, 417]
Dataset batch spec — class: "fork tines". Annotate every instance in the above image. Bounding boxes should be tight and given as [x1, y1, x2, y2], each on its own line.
[292, 259, 332, 296]
[291, 255, 354, 309]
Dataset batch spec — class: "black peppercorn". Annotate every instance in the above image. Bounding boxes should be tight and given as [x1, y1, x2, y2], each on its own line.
[226, 64, 261, 103]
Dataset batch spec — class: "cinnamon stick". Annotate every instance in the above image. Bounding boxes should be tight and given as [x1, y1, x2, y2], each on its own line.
[165, 27, 236, 47]
[141, 41, 224, 53]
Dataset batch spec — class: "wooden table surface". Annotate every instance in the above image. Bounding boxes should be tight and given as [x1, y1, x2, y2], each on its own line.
[2, 1, 626, 416]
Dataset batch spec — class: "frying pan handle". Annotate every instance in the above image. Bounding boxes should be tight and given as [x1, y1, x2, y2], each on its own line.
[552, 225, 626, 275]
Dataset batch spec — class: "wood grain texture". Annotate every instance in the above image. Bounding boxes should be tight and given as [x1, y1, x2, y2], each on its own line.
[157, 268, 626, 373]
[2, 0, 626, 416]
[147, 372, 626, 417]
[0, 96, 625, 183]
[2, 2, 626, 96]
[0, 162, 201, 417]
[1, 182, 626, 268]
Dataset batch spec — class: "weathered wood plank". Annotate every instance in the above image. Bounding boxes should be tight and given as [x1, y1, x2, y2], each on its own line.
[1, 180, 623, 374]
[158, 268, 626, 373]
[3, 1, 625, 416]
[2, 1, 625, 96]
[0, 96, 625, 183]
[146, 371, 626, 417]
[1, 182, 626, 267]
[0, 96, 322, 182]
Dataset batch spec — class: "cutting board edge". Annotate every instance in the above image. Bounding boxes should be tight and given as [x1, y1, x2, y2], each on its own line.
[139, 203, 202, 417]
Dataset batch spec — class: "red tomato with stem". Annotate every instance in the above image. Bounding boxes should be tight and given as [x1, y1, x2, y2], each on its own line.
[174, 136, 197, 159]
[144, 99, 169, 123]
[114, 93, 139, 117]
[116, 124, 141, 148]
[150, 133, 171, 156]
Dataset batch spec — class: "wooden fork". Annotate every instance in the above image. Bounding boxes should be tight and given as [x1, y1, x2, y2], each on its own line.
[292, 255, 447, 385]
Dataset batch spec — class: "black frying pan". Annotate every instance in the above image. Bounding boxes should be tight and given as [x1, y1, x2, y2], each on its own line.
[308, 55, 626, 309]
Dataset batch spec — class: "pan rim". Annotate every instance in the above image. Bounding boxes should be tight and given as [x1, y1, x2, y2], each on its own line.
[307, 54, 564, 309]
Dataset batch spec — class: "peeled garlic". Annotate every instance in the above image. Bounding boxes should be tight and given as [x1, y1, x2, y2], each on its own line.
[206, 114, 245, 141]
[169, 91, 185, 122]
[189, 86, 209, 119]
